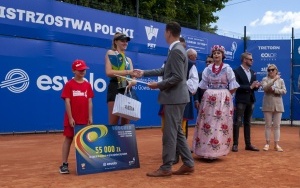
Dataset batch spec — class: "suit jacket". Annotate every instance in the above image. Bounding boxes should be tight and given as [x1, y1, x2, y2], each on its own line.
[261, 77, 286, 112]
[144, 42, 190, 104]
[234, 66, 258, 104]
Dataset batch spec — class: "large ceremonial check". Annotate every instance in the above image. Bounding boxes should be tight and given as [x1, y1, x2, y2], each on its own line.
[74, 124, 140, 175]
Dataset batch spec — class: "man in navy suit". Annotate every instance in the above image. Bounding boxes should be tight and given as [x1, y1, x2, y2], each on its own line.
[232, 52, 261, 152]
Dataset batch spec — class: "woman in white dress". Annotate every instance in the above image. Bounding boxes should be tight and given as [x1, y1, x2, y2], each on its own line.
[192, 45, 240, 159]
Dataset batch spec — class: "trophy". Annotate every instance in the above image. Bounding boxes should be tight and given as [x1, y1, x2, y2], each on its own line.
[117, 76, 128, 89]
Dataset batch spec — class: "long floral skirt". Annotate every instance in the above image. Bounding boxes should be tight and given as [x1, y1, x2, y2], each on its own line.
[192, 89, 233, 159]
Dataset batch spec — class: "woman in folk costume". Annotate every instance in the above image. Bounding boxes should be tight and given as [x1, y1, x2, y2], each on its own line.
[105, 32, 136, 125]
[192, 45, 240, 159]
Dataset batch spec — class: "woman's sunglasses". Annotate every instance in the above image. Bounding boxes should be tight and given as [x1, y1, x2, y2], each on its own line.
[267, 68, 275, 72]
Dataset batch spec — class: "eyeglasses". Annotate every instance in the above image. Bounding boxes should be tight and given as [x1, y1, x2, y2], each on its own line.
[267, 68, 275, 72]
[245, 57, 253, 62]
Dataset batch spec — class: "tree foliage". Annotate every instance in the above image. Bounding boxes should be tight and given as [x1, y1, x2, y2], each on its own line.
[60, 0, 229, 33]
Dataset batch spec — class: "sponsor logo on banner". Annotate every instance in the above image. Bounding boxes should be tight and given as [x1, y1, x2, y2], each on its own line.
[298, 46, 300, 54]
[0, 5, 134, 38]
[260, 53, 277, 61]
[225, 41, 237, 61]
[145, 25, 159, 49]
[0, 69, 30, 93]
[256, 65, 268, 93]
[1, 69, 107, 93]
[258, 46, 280, 50]
[258, 46, 280, 61]
[184, 35, 208, 54]
[132, 78, 158, 91]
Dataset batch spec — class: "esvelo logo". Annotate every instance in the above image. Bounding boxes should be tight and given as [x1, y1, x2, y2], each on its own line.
[37, 73, 106, 92]
[1, 69, 107, 93]
[0, 69, 29, 93]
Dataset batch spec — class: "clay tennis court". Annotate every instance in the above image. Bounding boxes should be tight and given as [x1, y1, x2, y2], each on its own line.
[0, 125, 299, 188]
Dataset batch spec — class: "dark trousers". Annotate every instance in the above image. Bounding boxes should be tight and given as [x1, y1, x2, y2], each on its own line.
[233, 102, 254, 146]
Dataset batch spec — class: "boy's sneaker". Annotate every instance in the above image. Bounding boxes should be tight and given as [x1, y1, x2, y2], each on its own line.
[59, 163, 70, 174]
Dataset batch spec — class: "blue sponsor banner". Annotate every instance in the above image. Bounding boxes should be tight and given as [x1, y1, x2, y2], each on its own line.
[0, 0, 135, 50]
[0, 35, 163, 132]
[247, 40, 291, 119]
[0, 0, 244, 58]
[74, 124, 140, 175]
[181, 29, 244, 70]
[291, 39, 300, 120]
[0, 0, 245, 133]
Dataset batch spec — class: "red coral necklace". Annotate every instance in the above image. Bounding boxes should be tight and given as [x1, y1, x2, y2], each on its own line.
[212, 63, 223, 74]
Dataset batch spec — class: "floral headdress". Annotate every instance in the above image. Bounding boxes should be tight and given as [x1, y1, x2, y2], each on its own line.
[211, 45, 225, 53]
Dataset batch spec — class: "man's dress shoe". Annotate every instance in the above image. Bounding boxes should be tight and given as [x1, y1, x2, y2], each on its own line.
[232, 145, 238, 152]
[245, 145, 260, 151]
[172, 164, 194, 175]
[146, 169, 172, 177]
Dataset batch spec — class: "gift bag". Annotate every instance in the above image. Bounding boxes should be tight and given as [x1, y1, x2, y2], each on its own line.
[113, 88, 141, 121]
[125, 88, 139, 101]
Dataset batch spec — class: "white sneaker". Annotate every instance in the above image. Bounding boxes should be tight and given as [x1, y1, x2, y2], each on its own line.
[263, 144, 269, 151]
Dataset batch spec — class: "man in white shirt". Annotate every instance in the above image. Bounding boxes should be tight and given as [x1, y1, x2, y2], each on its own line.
[182, 48, 199, 138]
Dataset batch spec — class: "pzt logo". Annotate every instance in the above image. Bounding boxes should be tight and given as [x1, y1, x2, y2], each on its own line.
[145, 25, 159, 49]
[0, 69, 29, 93]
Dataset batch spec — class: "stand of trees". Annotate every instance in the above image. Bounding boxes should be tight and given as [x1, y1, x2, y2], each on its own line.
[60, 0, 229, 33]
